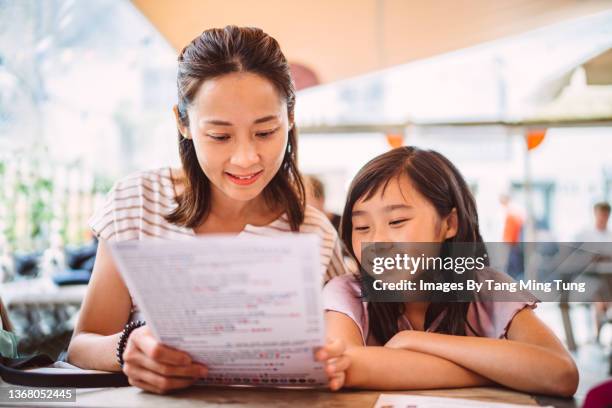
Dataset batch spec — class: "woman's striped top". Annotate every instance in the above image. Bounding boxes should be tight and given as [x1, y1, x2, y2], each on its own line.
[88, 166, 349, 284]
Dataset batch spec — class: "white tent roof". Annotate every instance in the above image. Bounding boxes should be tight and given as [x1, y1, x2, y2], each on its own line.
[295, 10, 612, 130]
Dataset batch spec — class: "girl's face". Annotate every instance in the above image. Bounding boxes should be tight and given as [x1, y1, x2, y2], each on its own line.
[176, 72, 290, 203]
[351, 174, 457, 264]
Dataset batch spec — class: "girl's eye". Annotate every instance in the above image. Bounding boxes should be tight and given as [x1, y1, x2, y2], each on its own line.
[354, 226, 369, 231]
[207, 134, 230, 141]
[256, 127, 279, 138]
[389, 219, 409, 226]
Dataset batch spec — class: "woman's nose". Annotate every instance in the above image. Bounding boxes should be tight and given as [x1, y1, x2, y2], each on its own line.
[230, 140, 259, 168]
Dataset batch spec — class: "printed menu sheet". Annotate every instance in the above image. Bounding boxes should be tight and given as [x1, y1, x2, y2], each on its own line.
[110, 234, 327, 387]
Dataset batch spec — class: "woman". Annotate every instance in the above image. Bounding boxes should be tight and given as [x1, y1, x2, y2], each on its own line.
[67, 26, 350, 394]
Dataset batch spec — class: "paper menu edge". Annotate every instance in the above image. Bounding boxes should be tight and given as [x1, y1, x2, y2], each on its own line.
[107, 241, 163, 341]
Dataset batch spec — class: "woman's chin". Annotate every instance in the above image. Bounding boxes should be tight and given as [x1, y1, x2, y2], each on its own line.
[222, 185, 265, 202]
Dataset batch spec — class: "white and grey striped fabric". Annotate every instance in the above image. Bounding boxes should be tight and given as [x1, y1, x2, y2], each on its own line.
[88, 167, 348, 321]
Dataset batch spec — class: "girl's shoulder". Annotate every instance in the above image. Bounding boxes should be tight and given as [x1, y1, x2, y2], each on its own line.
[323, 274, 363, 317]
[324, 273, 361, 293]
[473, 266, 539, 302]
[468, 267, 538, 339]
[323, 274, 368, 344]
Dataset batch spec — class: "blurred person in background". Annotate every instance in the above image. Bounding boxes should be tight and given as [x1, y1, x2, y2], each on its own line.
[500, 193, 525, 279]
[574, 201, 612, 341]
[304, 174, 342, 232]
[575, 202, 612, 242]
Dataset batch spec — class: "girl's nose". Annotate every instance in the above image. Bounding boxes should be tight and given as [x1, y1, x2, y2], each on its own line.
[371, 229, 392, 246]
[370, 230, 396, 258]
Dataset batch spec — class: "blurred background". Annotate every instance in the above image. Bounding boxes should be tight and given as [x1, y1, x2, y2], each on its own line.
[1, 0, 611, 403]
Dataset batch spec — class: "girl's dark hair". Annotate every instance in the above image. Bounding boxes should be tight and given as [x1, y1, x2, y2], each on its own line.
[340, 146, 485, 343]
[165, 26, 305, 231]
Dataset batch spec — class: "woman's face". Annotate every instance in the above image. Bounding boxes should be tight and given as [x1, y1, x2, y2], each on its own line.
[178, 72, 290, 203]
[351, 174, 457, 265]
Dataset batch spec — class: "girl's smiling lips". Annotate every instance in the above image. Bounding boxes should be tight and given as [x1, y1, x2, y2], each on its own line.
[225, 170, 264, 186]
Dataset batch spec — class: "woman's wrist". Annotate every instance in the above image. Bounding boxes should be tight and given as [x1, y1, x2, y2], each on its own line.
[116, 320, 146, 368]
[67, 331, 126, 372]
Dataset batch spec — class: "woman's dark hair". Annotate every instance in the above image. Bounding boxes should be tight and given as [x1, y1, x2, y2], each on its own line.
[165, 26, 305, 231]
[340, 146, 485, 343]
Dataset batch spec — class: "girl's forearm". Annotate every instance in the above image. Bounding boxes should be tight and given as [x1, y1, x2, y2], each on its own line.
[386, 331, 577, 397]
[344, 346, 492, 389]
[66, 332, 122, 371]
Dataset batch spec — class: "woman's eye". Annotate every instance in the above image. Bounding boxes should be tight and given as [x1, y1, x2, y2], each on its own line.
[389, 219, 409, 226]
[354, 226, 369, 231]
[256, 128, 278, 138]
[208, 134, 230, 141]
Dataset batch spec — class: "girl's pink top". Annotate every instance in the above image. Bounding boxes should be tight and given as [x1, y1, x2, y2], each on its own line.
[323, 271, 537, 345]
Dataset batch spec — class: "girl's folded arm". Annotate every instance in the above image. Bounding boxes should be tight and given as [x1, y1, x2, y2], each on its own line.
[385, 308, 578, 397]
[325, 311, 492, 389]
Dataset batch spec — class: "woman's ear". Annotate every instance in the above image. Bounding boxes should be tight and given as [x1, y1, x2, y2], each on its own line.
[443, 208, 458, 239]
[173, 105, 191, 139]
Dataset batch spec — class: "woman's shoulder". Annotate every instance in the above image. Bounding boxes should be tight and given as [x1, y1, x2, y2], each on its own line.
[112, 167, 176, 199]
[300, 205, 338, 238]
[106, 167, 179, 212]
[88, 167, 190, 242]
[268, 205, 338, 243]
[474, 267, 514, 283]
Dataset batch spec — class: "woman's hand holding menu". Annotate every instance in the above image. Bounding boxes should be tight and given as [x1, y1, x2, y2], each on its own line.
[121, 326, 209, 394]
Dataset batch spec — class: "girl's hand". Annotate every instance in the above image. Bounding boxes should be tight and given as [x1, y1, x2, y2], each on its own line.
[315, 338, 351, 391]
[384, 330, 416, 349]
[121, 326, 208, 394]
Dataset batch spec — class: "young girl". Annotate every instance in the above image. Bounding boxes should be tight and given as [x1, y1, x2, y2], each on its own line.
[320, 146, 578, 397]
[67, 26, 348, 394]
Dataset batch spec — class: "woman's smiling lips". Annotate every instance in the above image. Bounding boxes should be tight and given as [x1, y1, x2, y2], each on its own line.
[225, 170, 264, 186]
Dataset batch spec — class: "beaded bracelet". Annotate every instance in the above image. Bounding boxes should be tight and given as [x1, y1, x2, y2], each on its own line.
[116, 320, 146, 368]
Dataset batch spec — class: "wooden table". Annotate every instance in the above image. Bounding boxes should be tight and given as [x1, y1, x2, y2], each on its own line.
[0, 381, 577, 407]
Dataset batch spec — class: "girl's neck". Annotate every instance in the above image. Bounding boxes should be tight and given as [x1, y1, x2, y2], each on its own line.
[403, 301, 430, 331]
